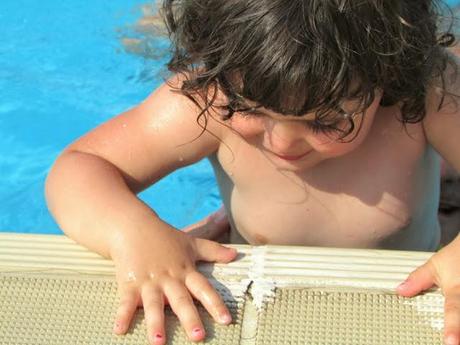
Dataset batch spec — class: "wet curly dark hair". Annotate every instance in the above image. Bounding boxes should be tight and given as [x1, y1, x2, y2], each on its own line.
[160, 0, 457, 134]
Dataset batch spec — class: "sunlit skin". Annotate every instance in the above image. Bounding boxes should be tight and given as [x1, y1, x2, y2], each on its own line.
[225, 97, 377, 171]
[209, 90, 438, 249]
[45, 56, 460, 345]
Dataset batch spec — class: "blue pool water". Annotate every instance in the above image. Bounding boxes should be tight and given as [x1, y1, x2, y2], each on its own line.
[0, 0, 221, 234]
[2, 1, 460, 235]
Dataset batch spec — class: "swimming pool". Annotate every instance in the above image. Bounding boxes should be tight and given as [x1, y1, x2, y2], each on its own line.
[0, 0, 221, 234]
[2, 0, 460, 235]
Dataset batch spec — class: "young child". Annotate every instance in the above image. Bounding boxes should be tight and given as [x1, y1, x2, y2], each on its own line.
[45, 1, 460, 344]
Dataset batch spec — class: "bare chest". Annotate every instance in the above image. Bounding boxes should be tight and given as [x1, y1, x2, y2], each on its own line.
[210, 115, 441, 251]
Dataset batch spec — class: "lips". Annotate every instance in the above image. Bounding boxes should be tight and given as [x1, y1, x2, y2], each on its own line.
[272, 150, 313, 161]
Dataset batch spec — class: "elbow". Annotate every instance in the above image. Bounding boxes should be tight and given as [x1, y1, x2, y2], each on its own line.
[44, 150, 75, 217]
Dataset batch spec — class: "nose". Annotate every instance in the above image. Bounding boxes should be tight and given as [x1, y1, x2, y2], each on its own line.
[264, 120, 310, 153]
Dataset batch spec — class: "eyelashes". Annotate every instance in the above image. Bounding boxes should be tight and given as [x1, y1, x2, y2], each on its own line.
[307, 121, 343, 134]
[309, 109, 359, 135]
[240, 107, 355, 135]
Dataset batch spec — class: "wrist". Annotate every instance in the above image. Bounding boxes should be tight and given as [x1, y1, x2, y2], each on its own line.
[107, 209, 175, 261]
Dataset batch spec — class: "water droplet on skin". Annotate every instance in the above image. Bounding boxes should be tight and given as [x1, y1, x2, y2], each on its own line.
[122, 123, 127, 128]
[149, 124, 160, 131]
[126, 271, 136, 282]
[178, 157, 184, 162]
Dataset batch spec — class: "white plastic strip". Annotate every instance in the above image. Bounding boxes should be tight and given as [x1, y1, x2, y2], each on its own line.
[0, 233, 440, 307]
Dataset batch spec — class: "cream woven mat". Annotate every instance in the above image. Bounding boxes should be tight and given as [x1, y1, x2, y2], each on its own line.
[0, 233, 444, 344]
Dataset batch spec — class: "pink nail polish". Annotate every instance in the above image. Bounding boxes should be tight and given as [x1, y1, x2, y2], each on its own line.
[153, 333, 163, 344]
[192, 327, 203, 337]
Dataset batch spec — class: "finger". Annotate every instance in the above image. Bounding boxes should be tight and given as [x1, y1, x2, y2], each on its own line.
[183, 206, 227, 232]
[396, 262, 436, 297]
[209, 205, 228, 226]
[206, 207, 230, 241]
[185, 271, 232, 325]
[194, 238, 238, 263]
[114, 286, 140, 335]
[141, 285, 166, 345]
[182, 217, 210, 234]
[163, 280, 206, 342]
[183, 207, 229, 240]
[443, 288, 460, 345]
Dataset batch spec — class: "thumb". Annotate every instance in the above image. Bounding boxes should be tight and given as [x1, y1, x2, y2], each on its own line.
[396, 261, 436, 297]
[194, 238, 238, 264]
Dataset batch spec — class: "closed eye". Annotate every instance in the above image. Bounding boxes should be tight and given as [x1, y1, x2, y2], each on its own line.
[306, 110, 358, 135]
[241, 107, 265, 116]
[240, 106, 357, 134]
[305, 120, 344, 134]
[232, 107, 267, 120]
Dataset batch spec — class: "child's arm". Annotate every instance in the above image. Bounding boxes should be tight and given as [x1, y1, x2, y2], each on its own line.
[397, 54, 460, 345]
[45, 76, 237, 344]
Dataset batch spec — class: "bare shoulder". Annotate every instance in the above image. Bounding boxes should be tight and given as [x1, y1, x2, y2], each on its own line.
[136, 73, 226, 145]
[423, 50, 460, 171]
[65, 73, 225, 192]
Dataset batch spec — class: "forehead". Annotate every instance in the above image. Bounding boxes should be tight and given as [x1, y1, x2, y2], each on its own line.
[255, 107, 316, 121]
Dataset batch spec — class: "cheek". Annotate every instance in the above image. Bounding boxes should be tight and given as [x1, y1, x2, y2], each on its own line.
[308, 135, 357, 157]
[309, 112, 376, 157]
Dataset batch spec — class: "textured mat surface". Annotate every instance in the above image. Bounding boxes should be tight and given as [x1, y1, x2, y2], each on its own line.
[0, 233, 445, 345]
[256, 288, 443, 345]
[0, 274, 244, 345]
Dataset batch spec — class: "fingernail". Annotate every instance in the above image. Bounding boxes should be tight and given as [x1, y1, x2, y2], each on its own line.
[223, 245, 236, 252]
[192, 327, 204, 337]
[153, 333, 163, 344]
[219, 313, 232, 324]
[113, 322, 122, 333]
[396, 280, 409, 290]
[446, 335, 458, 345]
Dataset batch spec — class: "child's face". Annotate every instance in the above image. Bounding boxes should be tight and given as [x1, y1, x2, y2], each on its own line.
[228, 92, 382, 171]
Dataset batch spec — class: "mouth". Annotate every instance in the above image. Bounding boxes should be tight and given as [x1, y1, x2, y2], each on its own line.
[272, 150, 313, 161]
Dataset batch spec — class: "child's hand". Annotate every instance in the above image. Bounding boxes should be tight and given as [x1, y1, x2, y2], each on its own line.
[182, 206, 230, 242]
[110, 225, 238, 344]
[396, 236, 460, 345]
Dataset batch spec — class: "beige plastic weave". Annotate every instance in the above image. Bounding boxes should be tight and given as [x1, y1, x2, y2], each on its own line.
[257, 288, 443, 345]
[0, 233, 445, 344]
